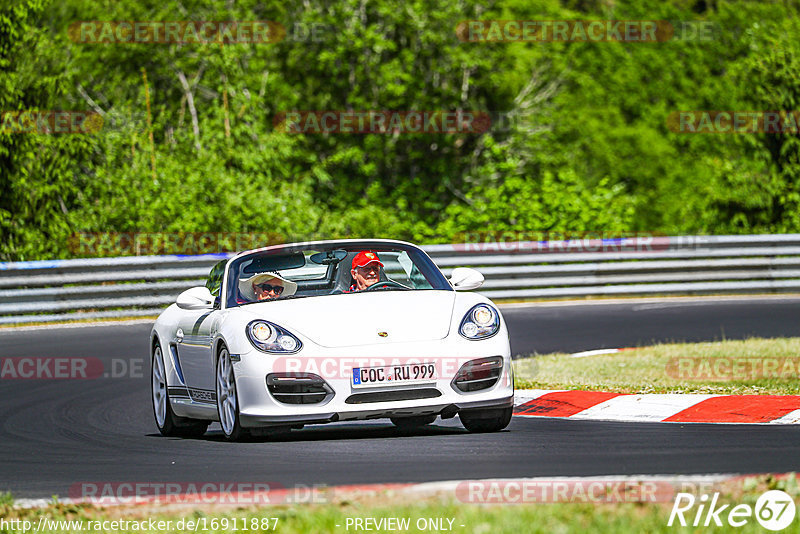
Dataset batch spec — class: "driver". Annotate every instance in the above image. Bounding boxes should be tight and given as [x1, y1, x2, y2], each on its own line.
[238, 272, 298, 302]
[348, 251, 384, 291]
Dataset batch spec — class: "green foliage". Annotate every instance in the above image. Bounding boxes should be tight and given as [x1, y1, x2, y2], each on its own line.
[0, 0, 94, 260]
[1, 0, 800, 260]
[436, 133, 635, 237]
[706, 18, 800, 233]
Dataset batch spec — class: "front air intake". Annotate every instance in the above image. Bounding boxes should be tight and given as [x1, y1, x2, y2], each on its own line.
[451, 356, 503, 392]
[345, 388, 442, 404]
[266, 373, 333, 405]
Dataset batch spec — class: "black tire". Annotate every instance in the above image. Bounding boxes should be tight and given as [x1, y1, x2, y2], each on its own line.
[459, 406, 513, 433]
[151, 343, 209, 438]
[390, 414, 437, 429]
[216, 345, 250, 441]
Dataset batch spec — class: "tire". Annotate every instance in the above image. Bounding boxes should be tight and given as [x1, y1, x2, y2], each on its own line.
[151, 344, 209, 438]
[390, 415, 437, 429]
[459, 407, 513, 433]
[216, 345, 249, 441]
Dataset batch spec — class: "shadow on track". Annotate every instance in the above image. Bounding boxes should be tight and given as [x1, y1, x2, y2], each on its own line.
[147, 422, 470, 443]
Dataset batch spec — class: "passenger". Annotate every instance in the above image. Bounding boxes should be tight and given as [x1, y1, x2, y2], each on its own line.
[348, 251, 384, 291]
[238, 272, 298, 302]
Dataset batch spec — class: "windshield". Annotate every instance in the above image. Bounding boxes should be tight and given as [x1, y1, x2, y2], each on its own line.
[224, 242, 451, 308]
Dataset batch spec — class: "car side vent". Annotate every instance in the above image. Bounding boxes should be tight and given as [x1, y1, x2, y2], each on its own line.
[266, 373, 333, 405]
[345, 388, 441, 404]
[451, 356, 503, 392]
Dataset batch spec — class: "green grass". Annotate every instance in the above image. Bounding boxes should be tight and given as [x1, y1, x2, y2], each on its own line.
[514, 337, 800, 395]
[1, 475, 798, 533]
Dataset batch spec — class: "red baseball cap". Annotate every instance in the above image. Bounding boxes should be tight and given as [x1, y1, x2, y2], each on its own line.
[352, 251, 384, 269]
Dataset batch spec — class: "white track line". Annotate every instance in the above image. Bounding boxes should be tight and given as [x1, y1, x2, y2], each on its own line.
[569, 348, 621, 358]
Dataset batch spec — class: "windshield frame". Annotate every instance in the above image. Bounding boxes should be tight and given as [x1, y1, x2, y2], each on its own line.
[221, 239, 451, 309]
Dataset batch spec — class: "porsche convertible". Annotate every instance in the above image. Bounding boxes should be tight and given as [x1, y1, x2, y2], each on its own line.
[150, 239, 513, 440]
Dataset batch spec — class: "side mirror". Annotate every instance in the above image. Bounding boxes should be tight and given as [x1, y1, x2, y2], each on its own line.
[450, 267, 484, 291]
[176, 286, 215, 310]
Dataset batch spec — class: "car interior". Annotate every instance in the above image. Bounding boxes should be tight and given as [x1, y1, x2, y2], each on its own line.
[296, 251, 390, 296]
[233, 250, 397, 302]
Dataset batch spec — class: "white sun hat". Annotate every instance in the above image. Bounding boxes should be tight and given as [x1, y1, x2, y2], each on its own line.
[238, 272, 298, 300]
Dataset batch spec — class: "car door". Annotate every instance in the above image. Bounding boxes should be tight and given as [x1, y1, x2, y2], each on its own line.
[175, 310, 217, 399]
[174, 259, 226, 401]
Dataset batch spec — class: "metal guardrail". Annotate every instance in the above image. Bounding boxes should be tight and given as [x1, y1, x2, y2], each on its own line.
[1, 235, 799, 324]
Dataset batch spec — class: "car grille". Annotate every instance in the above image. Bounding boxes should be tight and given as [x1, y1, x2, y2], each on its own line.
[345, 388, 442, 404]
[452, 356, 503, 392]
[266, 373, 333, 405]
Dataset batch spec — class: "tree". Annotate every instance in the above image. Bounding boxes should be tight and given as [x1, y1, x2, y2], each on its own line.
[0, 0, 94, 260]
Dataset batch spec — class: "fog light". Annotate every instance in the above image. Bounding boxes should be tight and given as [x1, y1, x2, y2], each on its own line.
[452, 356, 503, 392]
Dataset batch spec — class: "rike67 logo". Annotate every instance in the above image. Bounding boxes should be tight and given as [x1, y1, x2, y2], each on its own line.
[668, 490, 796, 530]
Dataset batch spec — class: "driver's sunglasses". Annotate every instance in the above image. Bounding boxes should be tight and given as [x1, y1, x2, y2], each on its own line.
[255, 283, 284, 294]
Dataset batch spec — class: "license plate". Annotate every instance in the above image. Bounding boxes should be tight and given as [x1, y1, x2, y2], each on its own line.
[352, 363, 437, 388]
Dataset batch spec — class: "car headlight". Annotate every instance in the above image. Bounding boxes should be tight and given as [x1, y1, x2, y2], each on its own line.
[459, 304, 500, 340]
[246, 320, 303, 353]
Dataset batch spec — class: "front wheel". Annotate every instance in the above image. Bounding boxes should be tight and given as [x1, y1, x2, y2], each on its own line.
[151, 344, 208, 438]
[459, 407, 512, 433]
[216, 346, 248, 441]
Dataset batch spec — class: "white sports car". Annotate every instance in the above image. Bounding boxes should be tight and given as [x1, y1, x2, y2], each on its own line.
[150, 239, 513, 440]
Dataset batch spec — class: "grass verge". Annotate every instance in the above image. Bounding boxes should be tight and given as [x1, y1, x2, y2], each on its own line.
[0, 316, 157, 330]
[2, 475, 799, 533]
[514, 337, 800, 395]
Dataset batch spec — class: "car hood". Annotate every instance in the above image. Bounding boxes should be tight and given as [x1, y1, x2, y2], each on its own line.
[238, 290, 456, 348]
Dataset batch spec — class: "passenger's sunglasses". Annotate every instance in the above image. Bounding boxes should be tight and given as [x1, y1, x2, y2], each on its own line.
[255, 283, 284, 294]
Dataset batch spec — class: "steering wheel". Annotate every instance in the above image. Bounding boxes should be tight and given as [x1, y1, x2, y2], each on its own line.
[364, 280, 410, 291]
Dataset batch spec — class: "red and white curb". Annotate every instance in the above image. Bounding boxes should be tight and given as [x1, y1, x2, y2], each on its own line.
[514, 390, 800, 424]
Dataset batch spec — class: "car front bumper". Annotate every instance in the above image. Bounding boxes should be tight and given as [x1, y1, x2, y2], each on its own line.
[232, 337, 514, 428]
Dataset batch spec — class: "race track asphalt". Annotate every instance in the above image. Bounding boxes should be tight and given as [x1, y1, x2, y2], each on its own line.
[501, 296, 800, 356]
[1, 297, 798, 499]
